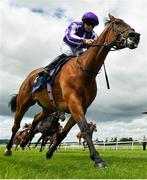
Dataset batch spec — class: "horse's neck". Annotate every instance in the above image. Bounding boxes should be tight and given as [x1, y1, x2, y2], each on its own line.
[80, 27, 110, 75]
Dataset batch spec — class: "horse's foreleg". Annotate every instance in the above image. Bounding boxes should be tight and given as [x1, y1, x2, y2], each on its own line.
[80, 119, 107, 168]
[35, 135, 43, 148]
[68, 94, 107, 169]
[46, 117, 76, 159]
[40, 136, 45, 152]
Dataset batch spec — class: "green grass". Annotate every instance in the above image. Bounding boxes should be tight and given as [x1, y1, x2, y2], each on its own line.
[0, 146, 147, 179]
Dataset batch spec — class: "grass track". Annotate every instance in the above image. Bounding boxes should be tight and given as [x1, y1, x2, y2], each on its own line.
[0, 147, 147, 179]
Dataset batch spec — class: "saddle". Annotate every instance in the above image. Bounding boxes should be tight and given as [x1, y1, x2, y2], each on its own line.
[32, 55, 75, 93]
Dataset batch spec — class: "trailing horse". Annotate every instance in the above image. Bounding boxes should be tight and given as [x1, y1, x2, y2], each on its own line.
[13, 123, 31, 150]
[30, 112, 62, 151]
[5, 14, 140, 169]
[76, 121, 97, 150]
[34, 125, 63, 152]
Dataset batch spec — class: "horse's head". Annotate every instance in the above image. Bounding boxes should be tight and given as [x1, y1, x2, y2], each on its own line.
[104, 14, 140, 50]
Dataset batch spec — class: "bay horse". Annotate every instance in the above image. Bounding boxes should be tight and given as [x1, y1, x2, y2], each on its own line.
[34, 125, 63, 152]
[5, 14, 140, 168]
[27, 112, 61, 148]
[76, 122, 97, 150]
[13, 123, 31, 150]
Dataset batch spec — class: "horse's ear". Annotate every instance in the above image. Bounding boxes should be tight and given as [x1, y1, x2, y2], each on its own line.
[108, 13, 115, 22]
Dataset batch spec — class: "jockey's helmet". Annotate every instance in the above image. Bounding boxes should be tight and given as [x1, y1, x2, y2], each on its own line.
[82, 12, 99, 26]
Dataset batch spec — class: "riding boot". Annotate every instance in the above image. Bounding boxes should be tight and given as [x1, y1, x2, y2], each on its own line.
[37, 54, 67, 83]
[33, 54, 67, 90]
[43, 54, 67, 76]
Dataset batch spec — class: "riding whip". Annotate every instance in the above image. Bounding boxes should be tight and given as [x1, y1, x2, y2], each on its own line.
[103, 63, 110, 89]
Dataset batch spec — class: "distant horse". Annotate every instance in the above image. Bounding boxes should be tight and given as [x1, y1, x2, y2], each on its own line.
[34, 125, 63, 152]
[5, 14, 140, 168]
[13, 123, 31, 150]
[77, 122, 97, 150]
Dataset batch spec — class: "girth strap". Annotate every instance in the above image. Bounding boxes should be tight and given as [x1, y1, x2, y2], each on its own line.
[47, 83, 56, 108]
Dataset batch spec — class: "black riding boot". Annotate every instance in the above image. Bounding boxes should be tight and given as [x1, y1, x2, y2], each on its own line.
[43, 54, 67, 76]
[32, 54, 67, 91]
[38, 54, 67, 78]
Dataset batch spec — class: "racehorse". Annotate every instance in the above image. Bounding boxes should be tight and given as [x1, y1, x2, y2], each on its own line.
[13, 123, 31, 150]
[5, 14, 140, 168]
[76, 122, 97, 150]
[27, 112, 61, 149]
[34, 125, 63, 152]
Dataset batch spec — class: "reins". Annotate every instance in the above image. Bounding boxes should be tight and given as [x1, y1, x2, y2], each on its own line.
[76, 20, 133, 89]
[77, 26, 113, 89]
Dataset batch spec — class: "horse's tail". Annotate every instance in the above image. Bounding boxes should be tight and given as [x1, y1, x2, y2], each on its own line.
[8, 94, 18, 112]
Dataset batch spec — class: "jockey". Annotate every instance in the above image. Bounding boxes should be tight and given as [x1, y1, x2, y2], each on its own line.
[62, 11, 99, 56]
[43, 12, 99, 74]
[34, 12, 99, 122]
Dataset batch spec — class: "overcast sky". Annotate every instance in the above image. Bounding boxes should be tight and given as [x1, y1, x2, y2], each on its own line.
[0, 0, 147, 142]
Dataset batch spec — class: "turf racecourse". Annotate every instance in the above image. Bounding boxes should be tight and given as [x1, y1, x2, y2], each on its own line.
[0, 146, 147, 179]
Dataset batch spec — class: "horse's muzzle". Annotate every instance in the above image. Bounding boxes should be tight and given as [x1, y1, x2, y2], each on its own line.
[126, 31, 140, 49]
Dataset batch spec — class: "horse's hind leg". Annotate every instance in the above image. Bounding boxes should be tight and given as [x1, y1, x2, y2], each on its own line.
[5, 109, 28, 155]
[5, 96, 34, 156]
[46, 117, 76, 159]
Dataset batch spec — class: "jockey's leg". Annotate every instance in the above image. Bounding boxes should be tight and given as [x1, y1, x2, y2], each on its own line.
[39, 54, 67, 78]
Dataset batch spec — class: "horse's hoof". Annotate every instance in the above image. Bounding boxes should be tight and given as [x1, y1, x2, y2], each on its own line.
[4, 149, 12, 156]
[94, 161, 108, 169]
[46, 151, 53, 159]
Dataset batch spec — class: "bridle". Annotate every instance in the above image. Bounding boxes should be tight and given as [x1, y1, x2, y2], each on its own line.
[91, 20, 134, 51]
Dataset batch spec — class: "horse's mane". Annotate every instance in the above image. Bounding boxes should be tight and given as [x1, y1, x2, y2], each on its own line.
[104, 18, 111, 26]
